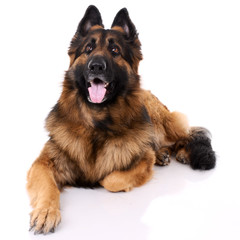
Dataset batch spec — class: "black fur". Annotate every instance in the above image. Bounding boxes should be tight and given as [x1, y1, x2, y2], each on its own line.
[72, 58, 130, 107]
[68, 10, 142, 107]
[141, 106, 151, 124]
[187, 128, 216, 170]
[77, 5, 103, 37]
[93, 115, 113, 131]
[111, 8, 138, 41]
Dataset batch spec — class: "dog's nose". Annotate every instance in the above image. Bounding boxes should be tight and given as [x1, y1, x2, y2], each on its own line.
[88, 57, 107, 75]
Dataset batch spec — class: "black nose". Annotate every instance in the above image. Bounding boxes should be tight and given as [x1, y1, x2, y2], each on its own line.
[88, 57, 107, 75]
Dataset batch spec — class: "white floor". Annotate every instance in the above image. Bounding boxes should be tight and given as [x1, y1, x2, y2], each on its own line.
[1, 1, 240, 239]
[4, 151, 240, 240]
[48, 160, 240, 240]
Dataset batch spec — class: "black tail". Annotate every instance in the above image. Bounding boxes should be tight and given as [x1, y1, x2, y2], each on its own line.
[175, 127, 216, 170]
[187, 127, 216, 170]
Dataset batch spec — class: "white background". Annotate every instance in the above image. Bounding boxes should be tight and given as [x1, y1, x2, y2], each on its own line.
[0, 0, 240, 239]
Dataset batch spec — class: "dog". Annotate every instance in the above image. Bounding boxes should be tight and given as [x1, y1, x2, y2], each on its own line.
[27, 5, 216, 234]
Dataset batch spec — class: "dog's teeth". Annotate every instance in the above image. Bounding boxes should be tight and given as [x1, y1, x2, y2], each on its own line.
[104, 83, 109, 87]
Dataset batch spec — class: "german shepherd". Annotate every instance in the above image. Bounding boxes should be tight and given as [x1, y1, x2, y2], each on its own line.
[27, 5, 216, 234]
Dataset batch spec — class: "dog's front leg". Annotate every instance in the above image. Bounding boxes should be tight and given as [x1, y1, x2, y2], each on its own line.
[27, 148, 61, 234]
[100, 149, 155, 192]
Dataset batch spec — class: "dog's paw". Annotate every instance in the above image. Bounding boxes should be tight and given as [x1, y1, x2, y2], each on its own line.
[156, 148, 171, 166]
[176, 149, 190, 164]
[29, 206, 61, 234]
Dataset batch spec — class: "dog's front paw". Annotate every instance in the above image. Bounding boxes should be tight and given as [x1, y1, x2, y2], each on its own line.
[29, 206, 61, 234]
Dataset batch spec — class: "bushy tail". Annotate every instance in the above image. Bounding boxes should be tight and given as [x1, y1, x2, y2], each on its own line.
[175, 127, 216, 170]
[188, 127, 216, 170]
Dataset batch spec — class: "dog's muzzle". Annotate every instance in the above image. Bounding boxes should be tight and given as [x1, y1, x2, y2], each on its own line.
[85, 56, 111, 104]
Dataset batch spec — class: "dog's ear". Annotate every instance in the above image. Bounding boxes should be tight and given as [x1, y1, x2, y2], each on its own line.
[111, 8, 137, 41]
[68, 6, 103, 65]
[77, 5, 103, 37]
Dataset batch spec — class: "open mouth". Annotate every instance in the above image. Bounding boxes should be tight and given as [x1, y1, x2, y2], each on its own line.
[87, 78, 110, 104]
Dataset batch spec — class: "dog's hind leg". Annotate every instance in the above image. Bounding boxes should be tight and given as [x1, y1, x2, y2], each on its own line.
[100, 149, 155, 192]
[27, 145, 61, 234]
[155, 147, 172, 166]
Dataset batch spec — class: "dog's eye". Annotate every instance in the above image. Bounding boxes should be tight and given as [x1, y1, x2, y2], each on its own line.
[111, 46, 120, 56]
[85, 44, 93, 54]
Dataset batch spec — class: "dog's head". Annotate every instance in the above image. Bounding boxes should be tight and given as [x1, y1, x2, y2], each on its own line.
[66, 5, 142, 106]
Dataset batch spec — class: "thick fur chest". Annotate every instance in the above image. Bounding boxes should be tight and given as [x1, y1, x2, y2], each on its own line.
[45, 112, 153, 187]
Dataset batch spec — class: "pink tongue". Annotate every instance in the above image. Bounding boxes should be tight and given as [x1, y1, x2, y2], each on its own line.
[88, 81, 106, 103]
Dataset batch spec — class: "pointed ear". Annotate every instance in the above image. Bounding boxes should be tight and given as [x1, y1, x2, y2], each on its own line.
[68, 6, 103, 65]
[111, 8, 137, 41]
[77, 5, 103, 37]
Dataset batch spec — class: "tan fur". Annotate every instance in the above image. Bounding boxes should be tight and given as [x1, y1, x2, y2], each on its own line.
[44, 89, 154, 185]
[155, 147, 172, 166]
[68, 25, 104, 66]
[142, 90, 189, 146]
[110, 27, 142, 74]
[89, 25, 104, 31]
[27, 82, 191, 234]
[28, 88, 190, 191]
[27, 148, 61, 234]
[111, 26, 125, 33]
[176, 148, 190, 164]
[27, 9, 193, 234]
[100, 149, 155, 192]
